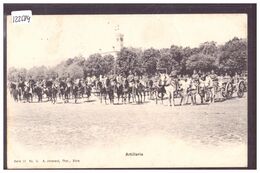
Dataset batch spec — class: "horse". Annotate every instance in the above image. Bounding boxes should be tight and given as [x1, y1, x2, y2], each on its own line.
[9, 82, 16, 95]
[12, 88, 19, 102]
[77, 80, 85, 99]
[188, 79, 199, 105]
[155, 79, 166, 104]
[33, 85, 43, 102]
[70, 80, 85, 104]
[146, 79, 153, 99]
[84, 83, 92, 101]
[134, 79, 146, 104]
[64, 83, 71, 103]
[210, 77, 218, 103]
[18, 81, 26, 101]
[105, 78, 115, 104]
[164, 77, 179, 106]
[97, 78, 114, 104]
[198, 78, 212, 104]
[122, 79, 132, 103]
[141, 79, 152, 100]
[130, 78, 146, 104]
[59, 81, 67, 100]
[204, 76, 215, 103]
[72, 85, 78, 103]
[125, 80, 137, 103]
[146, 78, 159, 101]
[51, 84, 59, 104]
[43, 87, 51, 101]
[97, 80, 106, 103]
[115, 81, 124, 104]
[23, 85, 33, 103]
[155, 76, 180, 106]
[178, 79, 190, 106]
[10, 82, 19, 102]
[44, 80, 53, 101]
[198, 76, 215, 104]
[198, 79, 205, 104]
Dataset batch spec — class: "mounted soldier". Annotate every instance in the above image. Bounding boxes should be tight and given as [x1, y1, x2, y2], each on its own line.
[34, 79, 44, 102]
[51, 78, 59, 104]
[18, 77, 26, 101]
[10, 81, 19, 102]
[126, 71, 134, 102]
[189, 70, 200, 105]
[179, 75, 190, 106]
[114, 73, 125, 104]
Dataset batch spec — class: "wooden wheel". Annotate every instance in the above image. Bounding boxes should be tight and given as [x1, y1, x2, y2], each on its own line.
[237, 81, 245, 98]
[225, 82, 233, 99]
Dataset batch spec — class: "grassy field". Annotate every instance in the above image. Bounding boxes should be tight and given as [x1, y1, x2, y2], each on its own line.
[7, 94, 248, 168]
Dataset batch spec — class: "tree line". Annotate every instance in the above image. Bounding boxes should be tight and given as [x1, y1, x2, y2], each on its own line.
[8, 37, 247, 81]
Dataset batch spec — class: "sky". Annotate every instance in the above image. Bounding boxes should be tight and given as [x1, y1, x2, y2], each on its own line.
[7, 14, 247, 69]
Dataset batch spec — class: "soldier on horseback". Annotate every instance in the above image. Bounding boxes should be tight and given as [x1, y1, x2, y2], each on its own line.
[51, 78, 59, 104]
[179, 75, 190, 106]
[34, 79, 44, 102]
[10, 81, 19, 102]
[205, 72, 215, 103]
[189, 70, 200, 105]
[114, 73, 125, 104]
[17, 76, 26, 101]
[133, 72, 140, 103]
[23, 80, 33, 103]
[127, 71, 134, 102]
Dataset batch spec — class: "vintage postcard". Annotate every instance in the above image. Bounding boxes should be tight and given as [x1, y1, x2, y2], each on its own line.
[4, 4, 256, 169]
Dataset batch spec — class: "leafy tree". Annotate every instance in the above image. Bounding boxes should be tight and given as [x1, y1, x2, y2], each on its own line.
[84, 53, 114, 76]
[7, 37, 248, 81]
[185, 53, 217, 73]
[8, 67, 20, 82]
[218, 37, 247, 73]
[46, 68, 58, 80]
[199, 41, 218, 56]
[102, 54, 115, 75]
[54, 61, 68, 79]
[170, 45, 184, 63]
[27, 66, 48, 80]
[66, 58, 74, 66]
[67, 63, 84, 79]
[116, 47, 142, 75]
[157, 48, 180, 74]
[180, 47, 193, 74]
[8, 68, 28, 81]
[84, 53, 102, 76]
[141, 48, 160, 75]
[72, 55, 85, 66]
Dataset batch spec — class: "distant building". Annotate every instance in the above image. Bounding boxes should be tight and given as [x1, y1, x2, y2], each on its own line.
[115, 33, 124, 51]
[100, 30, 124, 57]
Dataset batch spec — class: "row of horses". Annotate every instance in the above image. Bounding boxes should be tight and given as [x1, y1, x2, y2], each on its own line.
[9, 77, 217, 106]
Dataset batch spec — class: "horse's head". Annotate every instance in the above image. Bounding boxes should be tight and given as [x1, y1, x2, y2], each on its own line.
[97, 81, 102, 88]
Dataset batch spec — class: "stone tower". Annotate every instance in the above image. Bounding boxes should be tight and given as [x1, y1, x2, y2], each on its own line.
[115, 33, 124, 51]
[114, 25, 124, 51]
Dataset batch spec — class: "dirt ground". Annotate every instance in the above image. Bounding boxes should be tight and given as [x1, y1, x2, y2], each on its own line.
[7, 94, 248, 168]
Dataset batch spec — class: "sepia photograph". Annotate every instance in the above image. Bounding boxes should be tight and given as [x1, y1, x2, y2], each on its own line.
[4, 4, 256, 169]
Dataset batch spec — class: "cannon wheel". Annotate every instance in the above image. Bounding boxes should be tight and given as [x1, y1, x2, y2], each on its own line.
[225, 82, 233, 99]
[221, 85, 227, 98]
[237, 81, 245, 98]
[221, 83, 228, 98]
